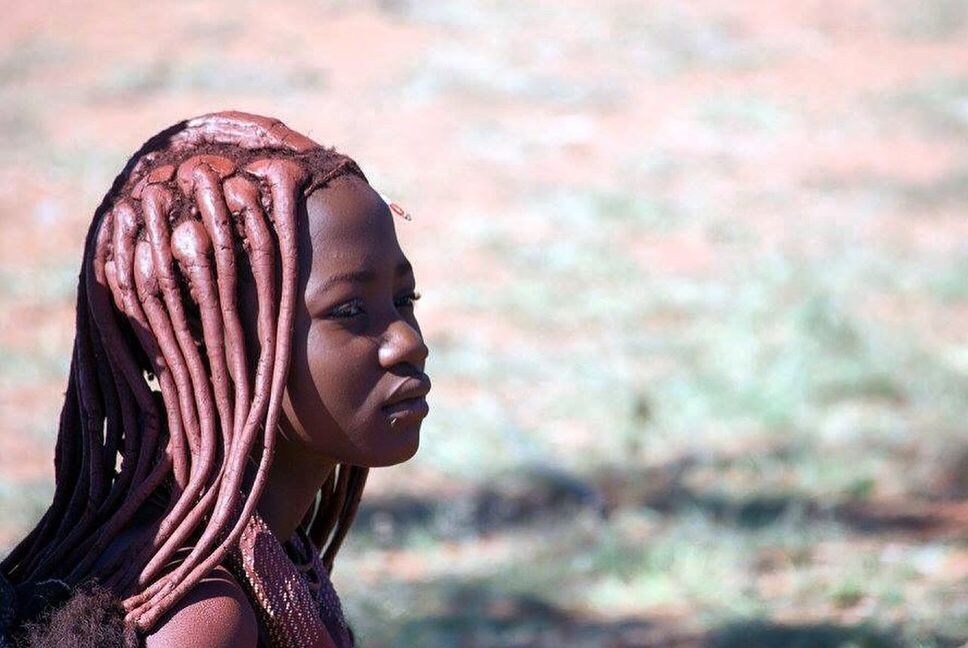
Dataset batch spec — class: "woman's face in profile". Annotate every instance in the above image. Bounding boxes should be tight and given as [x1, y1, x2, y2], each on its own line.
[280, 174, 430, 467]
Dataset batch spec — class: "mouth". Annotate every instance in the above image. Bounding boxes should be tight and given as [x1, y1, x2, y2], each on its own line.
[383, 396, 430, 426]
[382, 374, 431, 426]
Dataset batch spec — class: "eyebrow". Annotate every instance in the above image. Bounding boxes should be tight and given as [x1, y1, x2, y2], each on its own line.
[315, 260, 414, 293]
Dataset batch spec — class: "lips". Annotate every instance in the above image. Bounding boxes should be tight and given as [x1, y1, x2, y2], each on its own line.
[384, 374, 432, 406]
[383, 374, 431, 424]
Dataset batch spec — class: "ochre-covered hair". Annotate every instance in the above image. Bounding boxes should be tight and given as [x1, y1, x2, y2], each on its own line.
[1, 111, 370, 634]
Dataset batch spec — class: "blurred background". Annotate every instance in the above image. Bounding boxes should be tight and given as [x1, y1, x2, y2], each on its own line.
[1, 1, 966, 646]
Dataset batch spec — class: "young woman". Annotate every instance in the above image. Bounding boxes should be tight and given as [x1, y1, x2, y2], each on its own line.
[0, 111, 431, 647]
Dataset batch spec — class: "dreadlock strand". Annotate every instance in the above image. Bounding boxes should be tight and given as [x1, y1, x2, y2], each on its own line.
[4, 370, 81, 579]
[76, 282, 108, 508]
[127, 158, 308, 629]
[133, 234, 218, 487]
[170, 212, 234, 454]
[323, 466, 369, 573]
[23, 348, 94, 582]
[125, 469, 222, 593]
[223, 174, 277, 421]
[93, 360, 136, 517]
[59, 310, 130, 571]
[93, 318, 124, 499]
[140, 187, 211, 458]
[197, 167, 250, 441]
[113, 239, 221, 591]
[30, 285, 110, 576]
[310, 464, 350, 551]
[127, 220, 234, 590]
[134, 175, 285, 590]
[182, 158, 250, 443]
[90, 211, 146, 501]
[89, 209, 166, 501]
[64, 214, 176, 582]
[112, 202, 186, 488]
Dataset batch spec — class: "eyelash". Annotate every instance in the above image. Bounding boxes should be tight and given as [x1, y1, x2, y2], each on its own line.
[326, 291, 421, 320]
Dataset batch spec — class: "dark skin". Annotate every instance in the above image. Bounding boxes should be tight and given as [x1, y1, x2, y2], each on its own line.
[262, 174, 430, 542]
[146, 175, 430, 647]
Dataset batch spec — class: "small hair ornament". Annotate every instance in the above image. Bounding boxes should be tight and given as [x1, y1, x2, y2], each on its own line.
[380, 193, 413, 221]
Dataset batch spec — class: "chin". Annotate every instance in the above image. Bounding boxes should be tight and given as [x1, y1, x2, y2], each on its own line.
[359, 421, 422, 468]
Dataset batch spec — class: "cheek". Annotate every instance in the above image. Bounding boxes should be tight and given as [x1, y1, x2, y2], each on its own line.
[306, 326, 380, 422]
[294, 324, 420, 466]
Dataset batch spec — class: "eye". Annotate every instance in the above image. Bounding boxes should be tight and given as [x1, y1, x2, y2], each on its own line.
[395, 290, 421, 310]
[326, 299, 365, 320]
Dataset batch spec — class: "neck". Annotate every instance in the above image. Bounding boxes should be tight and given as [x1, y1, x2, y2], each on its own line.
[257, 439, 336, 542]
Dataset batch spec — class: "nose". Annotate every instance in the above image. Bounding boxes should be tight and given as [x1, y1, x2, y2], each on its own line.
[378, 318, 429, 370]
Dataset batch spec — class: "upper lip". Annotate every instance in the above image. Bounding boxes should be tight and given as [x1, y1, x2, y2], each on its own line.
[383, 374, 432, 408]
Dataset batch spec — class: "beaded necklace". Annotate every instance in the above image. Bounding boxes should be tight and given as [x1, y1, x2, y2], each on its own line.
[228, 513, 352, 648]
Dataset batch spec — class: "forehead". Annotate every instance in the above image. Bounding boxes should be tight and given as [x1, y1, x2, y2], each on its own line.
[300, 175, 406, 281]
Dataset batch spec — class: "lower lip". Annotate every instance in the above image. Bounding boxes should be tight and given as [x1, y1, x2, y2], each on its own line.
[383, 396, 429, 425]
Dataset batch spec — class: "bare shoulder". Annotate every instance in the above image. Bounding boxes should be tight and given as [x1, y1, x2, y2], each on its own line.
[144, 565, 258, 648]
